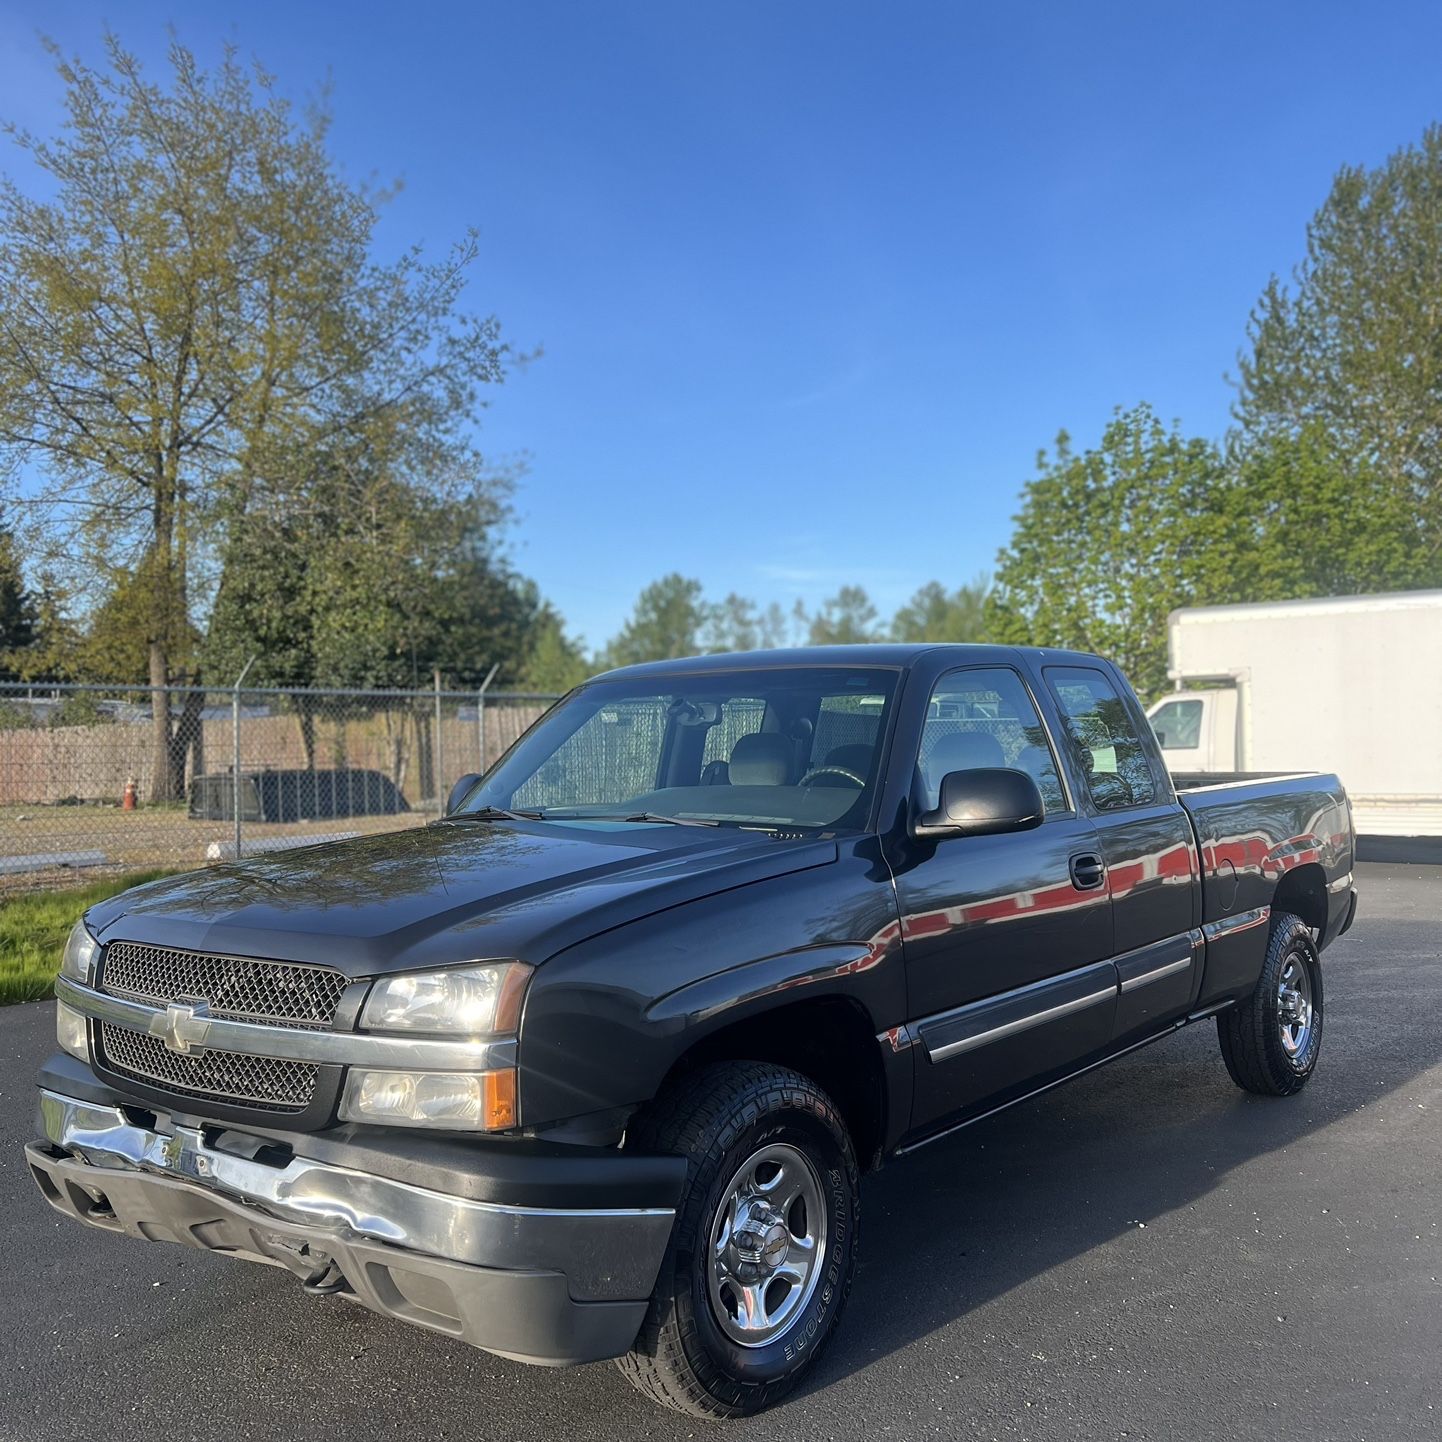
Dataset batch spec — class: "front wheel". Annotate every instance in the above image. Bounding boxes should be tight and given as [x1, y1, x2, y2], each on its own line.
[1217, 910, 1324, 1095]
[616, 1061, 859, 1419]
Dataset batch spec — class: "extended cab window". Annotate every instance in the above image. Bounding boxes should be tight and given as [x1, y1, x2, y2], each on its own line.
[1044, 666, 1157, 810]
[916, 667, 1066, 813]
[1149, 698, 1203, 750]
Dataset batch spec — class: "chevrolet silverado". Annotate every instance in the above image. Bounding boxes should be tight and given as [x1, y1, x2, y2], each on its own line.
[26, 645, 1356, 1417]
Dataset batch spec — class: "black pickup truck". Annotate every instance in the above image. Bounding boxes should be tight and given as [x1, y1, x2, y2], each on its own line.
[28, 645, 1356, 1418]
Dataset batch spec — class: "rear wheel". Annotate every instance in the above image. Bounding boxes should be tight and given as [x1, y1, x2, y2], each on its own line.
[617, 1061, 859, 1419]
[1217, 910, 1324, 1095]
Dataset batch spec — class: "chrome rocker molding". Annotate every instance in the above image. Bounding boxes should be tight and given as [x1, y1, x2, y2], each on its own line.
[30, 1089, 673, 1301]
[1201, 904, 1271, 942]
[1116, 929, 1205, 994]
[55, 975, 518, 1072]
[1119, 955, 1192, 992]
[927, 982, 1116, 1063]
[916, 960, 1118, 1065]
[915, 930, 1211, 1066]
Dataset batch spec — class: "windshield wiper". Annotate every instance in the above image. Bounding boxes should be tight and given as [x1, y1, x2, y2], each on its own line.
[448, 806, 547, 822]
[546, 810, 720, 827]
[620, 811, 720, 827]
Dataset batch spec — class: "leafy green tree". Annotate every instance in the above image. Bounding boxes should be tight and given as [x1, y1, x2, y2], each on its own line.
[987, 406, 1230, 700]
[78, 564, 200, 685]
[0, 525, 37, 678]
[701, 593, 791, 654]
[0, 36, 507, 797]
[601, 574, 708, 668]
[1235, 125, 1442, 561]
[0, 530, 79, 682]
[205, 459, 547, 761]
[891, 577, 991, 643]
[521, 610, 589, 693]
[807, 585, 880, 645]
[1206, 425, 1433, 601]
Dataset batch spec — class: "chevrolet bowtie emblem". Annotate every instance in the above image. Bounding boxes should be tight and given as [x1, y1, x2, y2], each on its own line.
[150, 999, 213, 1055]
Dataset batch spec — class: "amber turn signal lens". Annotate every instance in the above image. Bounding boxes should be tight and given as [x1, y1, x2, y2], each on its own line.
[482, 1067, 518, 1130]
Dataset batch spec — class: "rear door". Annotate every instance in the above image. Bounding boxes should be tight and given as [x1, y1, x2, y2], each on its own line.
[889, 662, 1116, 1132]
[1041, 664, 1203, 1043]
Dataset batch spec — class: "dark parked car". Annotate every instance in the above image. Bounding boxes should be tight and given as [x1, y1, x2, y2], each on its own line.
[189, 767, 409, 822]
[28, 645, 1356, 1417]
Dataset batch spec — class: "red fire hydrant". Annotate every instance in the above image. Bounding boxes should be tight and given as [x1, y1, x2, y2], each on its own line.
[122, 777, 137, 811]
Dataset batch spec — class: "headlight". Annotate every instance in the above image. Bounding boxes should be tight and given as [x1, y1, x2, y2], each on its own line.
[56, 1001, 88, 1061]
[60, 920, 98, 984]
[340, 1068, 518, 1130]
[360, 962, 532, 1035]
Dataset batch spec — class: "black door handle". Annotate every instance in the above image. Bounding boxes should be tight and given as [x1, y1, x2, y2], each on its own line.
[1070, 853, 1106, 891]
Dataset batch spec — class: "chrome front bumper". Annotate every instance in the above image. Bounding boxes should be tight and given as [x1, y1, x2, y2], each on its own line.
[27, 1088, 676, 1365]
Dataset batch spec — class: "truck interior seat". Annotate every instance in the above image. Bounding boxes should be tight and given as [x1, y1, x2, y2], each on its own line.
[698, 759, 729, 786]
[729, 732, 794, 786]
[920, 729, 1005, 807]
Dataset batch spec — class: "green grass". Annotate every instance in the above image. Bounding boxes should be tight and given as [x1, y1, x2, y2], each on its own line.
[0, 871, 174, 1005]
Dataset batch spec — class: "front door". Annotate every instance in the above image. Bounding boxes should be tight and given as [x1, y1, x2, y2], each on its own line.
[889, 664, 1116, 1133]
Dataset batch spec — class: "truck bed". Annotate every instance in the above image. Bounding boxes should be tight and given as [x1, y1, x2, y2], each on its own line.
[1172, 769, 1437, 857]
[1172, 770, 1354, 1005]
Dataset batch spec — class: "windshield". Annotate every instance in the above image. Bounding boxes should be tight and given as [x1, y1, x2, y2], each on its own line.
[459, 666, 900, 831]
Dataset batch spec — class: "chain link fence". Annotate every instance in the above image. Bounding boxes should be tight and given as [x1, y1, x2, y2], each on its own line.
[0, 681, 557, 893]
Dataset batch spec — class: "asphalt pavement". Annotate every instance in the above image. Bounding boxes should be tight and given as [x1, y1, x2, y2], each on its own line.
[2, 861, 1438, 1441]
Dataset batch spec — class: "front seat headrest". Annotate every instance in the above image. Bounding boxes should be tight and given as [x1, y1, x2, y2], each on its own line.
[928, 729, 1005, 776]
[729, 732, 793, 786]
[922, 730, 1005, 806]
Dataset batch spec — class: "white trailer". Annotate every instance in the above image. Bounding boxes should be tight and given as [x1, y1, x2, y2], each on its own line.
[1145, 590, 1442, 844]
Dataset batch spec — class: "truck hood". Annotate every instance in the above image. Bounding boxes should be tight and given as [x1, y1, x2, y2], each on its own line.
[85, 819, 838, 976]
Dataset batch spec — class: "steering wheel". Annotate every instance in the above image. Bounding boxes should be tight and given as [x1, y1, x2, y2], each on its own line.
[800, 765, 866, 790]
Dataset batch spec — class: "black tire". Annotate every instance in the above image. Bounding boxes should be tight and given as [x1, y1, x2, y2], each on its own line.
[616, 1061, 859, 1419]
[1217, 910, 1324, 1095]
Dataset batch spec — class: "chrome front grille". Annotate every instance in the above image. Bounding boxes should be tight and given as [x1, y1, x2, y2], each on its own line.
[96, 942, 348, 1111]
[97, 1023, 320, 1112]
[102, 942, 346, 1029]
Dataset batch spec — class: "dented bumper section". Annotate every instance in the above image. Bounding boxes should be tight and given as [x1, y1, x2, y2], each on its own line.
[27, 1088, 679, 1366]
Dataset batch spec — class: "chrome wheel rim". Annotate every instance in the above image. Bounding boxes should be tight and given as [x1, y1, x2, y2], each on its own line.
[1278, 953, 1315, 1057]
[707, 1141, 827, 1348]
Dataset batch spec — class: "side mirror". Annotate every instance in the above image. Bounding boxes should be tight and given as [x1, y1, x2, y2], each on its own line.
[913, 767, 1045, 840]
[446, 772, 482, 815]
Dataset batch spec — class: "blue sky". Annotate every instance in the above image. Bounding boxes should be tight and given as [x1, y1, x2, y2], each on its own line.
[3, 2, 1441, 651]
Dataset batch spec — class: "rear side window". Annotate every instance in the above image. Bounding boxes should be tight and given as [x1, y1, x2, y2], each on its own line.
[1044, 666, 1157, 810]
[1149, 698, 1203, 750]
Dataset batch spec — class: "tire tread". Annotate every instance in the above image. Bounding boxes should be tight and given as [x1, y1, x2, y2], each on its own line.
[1217, 910, 1321, 1096]
[615, 1061, 857, 1419]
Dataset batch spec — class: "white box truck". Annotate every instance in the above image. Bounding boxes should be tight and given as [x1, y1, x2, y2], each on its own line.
[1146, 590, 1442, 850]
